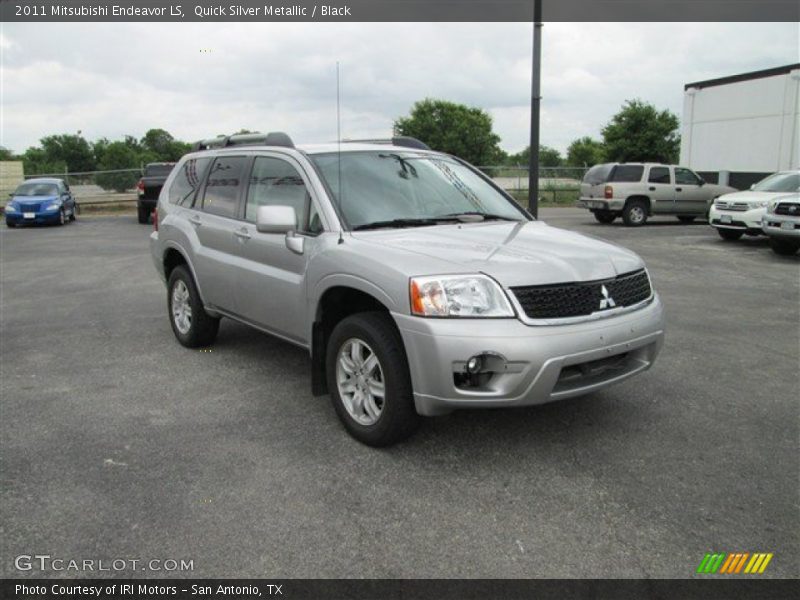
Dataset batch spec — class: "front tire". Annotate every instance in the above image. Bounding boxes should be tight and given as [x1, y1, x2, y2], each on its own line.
[622, 200, 648, 227]
[167, 266, 220, 347]
[769, 238, 800, 256]
[6, 220, 15, 228]
[677, 216, 696, 223]
[593, 210, 616, 224]
[717, 228, 744, 241]
[326, 312, 420, 447]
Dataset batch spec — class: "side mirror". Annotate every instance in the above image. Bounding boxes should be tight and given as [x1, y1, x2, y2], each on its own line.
[698, 178, 705, 186]
[749, 184, 755, 190]
[255, 205, 296, 234]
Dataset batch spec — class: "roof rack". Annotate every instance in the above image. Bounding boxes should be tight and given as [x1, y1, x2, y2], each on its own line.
[341, 136, 431, 151]
[192, 131, 295, 151]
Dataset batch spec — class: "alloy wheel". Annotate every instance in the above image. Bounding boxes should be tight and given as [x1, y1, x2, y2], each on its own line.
[336, 338, 386, 426]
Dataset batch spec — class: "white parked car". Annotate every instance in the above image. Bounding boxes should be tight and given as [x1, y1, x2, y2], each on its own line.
[762, 193, 800, 255]
[709, 171, 800, 241]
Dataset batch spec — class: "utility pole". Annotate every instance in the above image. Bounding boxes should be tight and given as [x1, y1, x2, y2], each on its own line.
[527, 0, 542, 217]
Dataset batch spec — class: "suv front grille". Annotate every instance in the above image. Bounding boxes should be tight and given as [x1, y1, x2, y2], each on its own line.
[511, 269, 652, 320]
[714, 200, 748, 212]
[774, 203, 800, 216]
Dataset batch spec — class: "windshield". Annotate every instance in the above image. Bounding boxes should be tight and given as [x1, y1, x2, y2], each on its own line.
[310, 151, 528, 229]
[14, 182, 59, 196]
[752, 172, 800, 193]
[145, 164, 175, 177]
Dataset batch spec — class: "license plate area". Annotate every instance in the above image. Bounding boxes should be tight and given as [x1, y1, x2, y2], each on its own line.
[781, 221, 794, 230]
[23, 212, 35, 219]
[720, 215, 732, 224]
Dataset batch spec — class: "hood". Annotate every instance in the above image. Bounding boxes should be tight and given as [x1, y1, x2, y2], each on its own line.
[716, 190, 787, 203]
[11, 195, 59, 204]
[352, 221, 644, 288]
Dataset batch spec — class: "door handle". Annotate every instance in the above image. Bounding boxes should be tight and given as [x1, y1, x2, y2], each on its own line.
[648, 186, 656, 191]
[189, 215, 202, 226]
[234, 228, 251, 240]
[676, 187, 683, 192]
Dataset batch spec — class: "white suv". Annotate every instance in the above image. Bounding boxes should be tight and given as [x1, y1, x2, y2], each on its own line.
[709, 171, 800, 241]
[577, 163, 734, 227]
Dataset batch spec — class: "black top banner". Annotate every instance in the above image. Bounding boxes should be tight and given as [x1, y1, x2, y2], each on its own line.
[1, 0, 798, 22]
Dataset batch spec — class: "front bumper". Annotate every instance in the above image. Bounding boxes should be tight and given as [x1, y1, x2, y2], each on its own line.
[5, 209, 62, 225]
[709, 205, 766, 234]
[762, 213, 800, 239]
[576, 197, 624, 211]
[395, 294, 665, 416]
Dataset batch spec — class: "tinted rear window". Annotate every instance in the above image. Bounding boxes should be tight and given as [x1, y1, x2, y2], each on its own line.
[609, 165, 644, 182]
[145, 164, 175, 177]
[582, 164, 613, 185]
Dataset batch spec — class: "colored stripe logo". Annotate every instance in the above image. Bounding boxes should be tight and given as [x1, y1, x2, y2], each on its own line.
[697, 552, 773, 574]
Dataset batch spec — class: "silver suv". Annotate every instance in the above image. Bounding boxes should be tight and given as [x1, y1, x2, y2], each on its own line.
[577, 162, 735, 226]
[151, 133, 665, 446]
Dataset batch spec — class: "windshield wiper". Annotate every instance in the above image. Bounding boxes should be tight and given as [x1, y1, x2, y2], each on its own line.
[436, 211, 521, 222]
[353, 217, 446, 231]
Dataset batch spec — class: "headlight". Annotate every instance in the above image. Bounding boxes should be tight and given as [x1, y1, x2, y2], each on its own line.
[5, 203, 17, 212]
[45, 202, 62, 211]
[766, 201, 777, 214]
[751, 200, 769, 209]
[410, 274, 514, 317]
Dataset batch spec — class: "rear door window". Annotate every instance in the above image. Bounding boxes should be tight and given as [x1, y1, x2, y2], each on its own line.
[201, 156, 249, 218]
[675, 168, 702, 186]
[648, 167, 671, 184]
[609, 165, 644, 182]
[168, 157, 212, 206]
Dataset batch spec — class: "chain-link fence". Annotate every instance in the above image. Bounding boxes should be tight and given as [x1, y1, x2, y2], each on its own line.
[24, 168, 143, 207]
[479, 165, 587, 205]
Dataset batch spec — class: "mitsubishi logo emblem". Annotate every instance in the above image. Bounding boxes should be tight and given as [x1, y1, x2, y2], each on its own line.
[599, 285, 616, 310]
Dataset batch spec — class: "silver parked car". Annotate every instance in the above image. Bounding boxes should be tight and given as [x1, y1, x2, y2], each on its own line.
[151, 133, 665, 446]
[576, 162, 735, 226]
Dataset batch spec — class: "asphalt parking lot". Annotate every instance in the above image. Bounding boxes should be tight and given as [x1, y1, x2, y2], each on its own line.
[1, 208, 797, 579]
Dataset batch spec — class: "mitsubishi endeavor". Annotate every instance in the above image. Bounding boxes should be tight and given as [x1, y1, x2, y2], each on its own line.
[150, 133, 665, 446]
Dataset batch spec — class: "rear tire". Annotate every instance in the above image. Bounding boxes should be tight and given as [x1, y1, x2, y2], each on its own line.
[138, 205, 150, 224]
[58, 208, 66, 226]
[769, 238, 800, 256]
[622, 200, 648, 227]
[677, 216, 696, 223]
[717, 228, 744, 241]
[69, 205, 77, 221]
[326, 312, 420, 447]
[167, 265, 220, 348]
[593, 210, 616, 224]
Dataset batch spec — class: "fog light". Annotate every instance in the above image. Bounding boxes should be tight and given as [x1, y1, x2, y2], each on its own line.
[466, 356, 483, 374]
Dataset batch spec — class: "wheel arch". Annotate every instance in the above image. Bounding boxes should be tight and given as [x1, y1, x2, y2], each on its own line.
[625, 195, 652, 214]
[162, 243, 209, 309]
[310, 282, 397, 397]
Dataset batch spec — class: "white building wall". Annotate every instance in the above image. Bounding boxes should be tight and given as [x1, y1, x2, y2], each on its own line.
[680, 68, 800, 173]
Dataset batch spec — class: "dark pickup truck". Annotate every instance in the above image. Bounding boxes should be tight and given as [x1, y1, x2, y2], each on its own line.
[136, 162, 175, 224]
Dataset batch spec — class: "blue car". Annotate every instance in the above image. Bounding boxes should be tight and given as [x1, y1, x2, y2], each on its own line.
[5, 178, 77, 227]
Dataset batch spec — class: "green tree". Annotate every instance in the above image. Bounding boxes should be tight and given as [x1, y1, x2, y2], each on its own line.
[0, 146, 16, 161]
[39, 134, 96, 172]
[21, 147, 67, 176]
[566, 136, 605, 167]
[394, 99, 502, 166]
[141, 128, 191, 162]
[506, 145, 563, 167]
[95, 141, 141, 192]
[601, 99, 680, 163]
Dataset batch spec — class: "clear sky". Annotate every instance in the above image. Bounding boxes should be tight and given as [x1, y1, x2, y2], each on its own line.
[1, 22, 798, 156]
